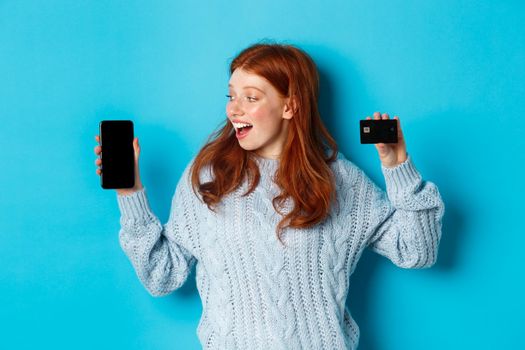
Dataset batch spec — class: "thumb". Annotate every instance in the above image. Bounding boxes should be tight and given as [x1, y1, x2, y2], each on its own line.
[133, 137, 140, 159]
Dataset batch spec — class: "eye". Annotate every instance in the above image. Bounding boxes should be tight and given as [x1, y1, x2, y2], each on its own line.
[225, 94, 234, 101]
[246, 96, 257, 102]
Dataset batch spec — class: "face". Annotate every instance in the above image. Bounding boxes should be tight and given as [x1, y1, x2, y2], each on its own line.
[226, 68, 294, 160]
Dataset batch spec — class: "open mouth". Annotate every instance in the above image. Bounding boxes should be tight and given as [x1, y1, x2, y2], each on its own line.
[232, 122, 253, 138]
[236, 125, 253, 137]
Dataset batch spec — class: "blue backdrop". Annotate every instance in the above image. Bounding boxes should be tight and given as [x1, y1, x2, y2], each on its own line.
[1, 1, 523, 349]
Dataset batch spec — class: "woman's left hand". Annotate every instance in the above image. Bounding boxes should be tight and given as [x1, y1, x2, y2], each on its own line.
[366, 112, 407, 168]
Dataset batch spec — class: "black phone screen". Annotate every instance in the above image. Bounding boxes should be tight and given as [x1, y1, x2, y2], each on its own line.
[360, 119, 398, 144]
[99, 120, 135, 189]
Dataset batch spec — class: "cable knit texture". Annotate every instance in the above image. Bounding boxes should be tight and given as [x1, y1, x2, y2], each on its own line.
[116, 152, 445, 350]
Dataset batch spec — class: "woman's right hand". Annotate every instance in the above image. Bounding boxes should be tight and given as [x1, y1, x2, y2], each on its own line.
[94, 135, 144, 195]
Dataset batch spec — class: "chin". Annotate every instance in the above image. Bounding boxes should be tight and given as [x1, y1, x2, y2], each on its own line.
[238, 144, 258, 151]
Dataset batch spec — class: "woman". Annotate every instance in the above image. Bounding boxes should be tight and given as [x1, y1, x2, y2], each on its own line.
[94, 42, 445, 350]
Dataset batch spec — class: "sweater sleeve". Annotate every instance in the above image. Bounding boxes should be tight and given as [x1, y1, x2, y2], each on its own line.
[360, 154, 445, 269]
[116, 167, 197, 297]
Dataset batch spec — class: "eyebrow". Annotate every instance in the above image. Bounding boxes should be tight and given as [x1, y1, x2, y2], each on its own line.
[228, 84, 266, 94]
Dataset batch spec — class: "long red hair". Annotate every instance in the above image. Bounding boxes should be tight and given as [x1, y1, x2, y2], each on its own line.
[189, 41, 339, 245]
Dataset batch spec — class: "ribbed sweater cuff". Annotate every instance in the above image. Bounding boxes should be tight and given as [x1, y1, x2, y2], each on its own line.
[380, 153, 422, 193]
[116, 187, 155, 222]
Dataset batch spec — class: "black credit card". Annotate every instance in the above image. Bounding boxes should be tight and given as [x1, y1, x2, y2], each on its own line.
[99, 120, 135, 189]
[360, 119, 398, 144]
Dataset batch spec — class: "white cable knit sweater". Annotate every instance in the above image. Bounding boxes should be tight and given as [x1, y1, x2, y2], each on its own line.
[116, 151, 445, 349]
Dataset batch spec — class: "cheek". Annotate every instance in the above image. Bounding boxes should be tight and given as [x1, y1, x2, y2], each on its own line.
[249, 104, 279, 129]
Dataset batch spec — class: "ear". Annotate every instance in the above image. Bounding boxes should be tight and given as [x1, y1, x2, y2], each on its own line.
[282, 96, 297, 120]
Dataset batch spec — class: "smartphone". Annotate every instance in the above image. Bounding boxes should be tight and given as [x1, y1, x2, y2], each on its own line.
[360, 119, 398, 144]
[99, 120, 135, 189]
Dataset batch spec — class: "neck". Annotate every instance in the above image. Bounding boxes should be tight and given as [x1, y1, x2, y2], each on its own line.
[252, 152, 279, 177]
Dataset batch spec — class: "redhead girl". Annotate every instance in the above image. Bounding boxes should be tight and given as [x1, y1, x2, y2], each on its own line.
[94, 42, 444, 350]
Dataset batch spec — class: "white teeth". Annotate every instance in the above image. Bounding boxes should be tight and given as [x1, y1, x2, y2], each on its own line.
[232, 122, 253, 129]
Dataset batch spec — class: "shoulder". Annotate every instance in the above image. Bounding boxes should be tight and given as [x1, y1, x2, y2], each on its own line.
[179, 155, 213, 186]
[172, 154, 213, 202]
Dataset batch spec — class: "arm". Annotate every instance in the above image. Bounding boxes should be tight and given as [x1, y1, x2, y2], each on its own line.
[362, 154, 445, 268]
[116, 174, 197, 296]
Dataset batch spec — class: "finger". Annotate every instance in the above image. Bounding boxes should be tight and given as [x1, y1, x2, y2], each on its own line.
[96, 168, 101, 175]
[95, 135, 100, 142]
[394, 116, 405, 141]
[94, 145, 101, 155]
[373, 111, 381, 119]
[375, 142, 388, 153]
[382, 113, 389, 120]
[95, 158, 101, 166]
[394, 116, 402, 131]
[366, 116, 371, 120]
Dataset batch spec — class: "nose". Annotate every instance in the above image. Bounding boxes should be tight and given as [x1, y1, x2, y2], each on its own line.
[227, 98, 244, 117]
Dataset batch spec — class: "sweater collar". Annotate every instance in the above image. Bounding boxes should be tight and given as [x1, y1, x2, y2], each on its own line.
[253, 153, 279, 177]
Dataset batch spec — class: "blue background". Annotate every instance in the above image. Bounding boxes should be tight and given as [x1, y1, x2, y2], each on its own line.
[1, 1, 523, 349]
